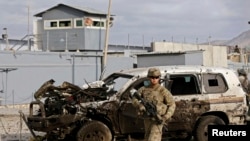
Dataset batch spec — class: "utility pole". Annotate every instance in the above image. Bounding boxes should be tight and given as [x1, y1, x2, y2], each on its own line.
[72, 54, 75, 84]
[27, 5, 30, 50]
[103, 0, 112, 71]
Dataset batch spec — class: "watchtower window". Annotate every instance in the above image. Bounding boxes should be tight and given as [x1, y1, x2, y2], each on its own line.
[59, 20, 71, 27]
[76, 19, 83, 27]
[44, 19, 72, 29]
[50, 22, 57, 27]
[93, 21, 104, 27]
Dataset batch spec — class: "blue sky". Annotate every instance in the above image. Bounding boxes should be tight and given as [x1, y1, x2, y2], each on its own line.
[0, 0, 249, 46]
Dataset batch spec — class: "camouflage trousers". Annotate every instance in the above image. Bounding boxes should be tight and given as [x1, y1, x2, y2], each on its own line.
[144, 119, 164, 141]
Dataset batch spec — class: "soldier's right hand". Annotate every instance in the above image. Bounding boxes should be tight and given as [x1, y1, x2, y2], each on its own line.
[138, 105, 146, 115]
[139, 104, 146, 112]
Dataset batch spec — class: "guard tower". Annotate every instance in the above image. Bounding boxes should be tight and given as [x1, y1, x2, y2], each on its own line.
[33, 3, 113, 52]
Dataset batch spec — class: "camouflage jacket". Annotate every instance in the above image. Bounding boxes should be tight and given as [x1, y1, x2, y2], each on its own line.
[238, 75, 249, 93]
[134, 83, 176, 121]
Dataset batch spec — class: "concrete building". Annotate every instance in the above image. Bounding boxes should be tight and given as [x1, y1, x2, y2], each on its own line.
[33, 3, 110, 52]
[151, 42, 228, 67]
[135, 51, 203, 68]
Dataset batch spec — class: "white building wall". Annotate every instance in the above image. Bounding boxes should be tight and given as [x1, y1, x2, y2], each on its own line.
[152, 42, 228, 67]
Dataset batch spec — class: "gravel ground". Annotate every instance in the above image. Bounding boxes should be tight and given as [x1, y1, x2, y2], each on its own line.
[0, 104, 34, 141]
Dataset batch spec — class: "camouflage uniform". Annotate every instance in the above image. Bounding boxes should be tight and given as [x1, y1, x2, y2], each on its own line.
[238, 69, 250, 121]
[132, 68, 176, 141]
[238, 69, 249, 92]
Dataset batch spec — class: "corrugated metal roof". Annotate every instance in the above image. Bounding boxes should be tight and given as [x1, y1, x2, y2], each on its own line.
[34, 3, 108, 17]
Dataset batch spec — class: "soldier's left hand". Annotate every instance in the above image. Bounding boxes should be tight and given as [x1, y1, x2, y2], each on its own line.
[162, 116, 170, 123]
[151, 115, 163, 123]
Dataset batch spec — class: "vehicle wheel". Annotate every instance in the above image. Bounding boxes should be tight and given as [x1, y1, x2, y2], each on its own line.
[193, 115, 225, 141]
[77, 120, 112, 141]
[169, 135, 192, 141]
[182, 135, 193, 141]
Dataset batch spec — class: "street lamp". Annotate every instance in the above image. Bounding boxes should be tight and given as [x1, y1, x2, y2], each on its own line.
[0, 68, 17, 105]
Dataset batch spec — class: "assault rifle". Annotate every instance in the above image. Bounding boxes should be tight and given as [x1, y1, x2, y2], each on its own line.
[130, 89, 163, 124]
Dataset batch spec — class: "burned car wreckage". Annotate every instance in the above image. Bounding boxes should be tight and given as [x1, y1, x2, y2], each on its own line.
[22, 65, 249, 141]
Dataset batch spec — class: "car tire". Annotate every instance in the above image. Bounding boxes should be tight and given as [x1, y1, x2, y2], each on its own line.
[193, 115, 225, 141]
[77, 120, 112, 141]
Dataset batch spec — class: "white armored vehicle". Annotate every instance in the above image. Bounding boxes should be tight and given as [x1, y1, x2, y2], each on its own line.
[25, 65, 249, 141]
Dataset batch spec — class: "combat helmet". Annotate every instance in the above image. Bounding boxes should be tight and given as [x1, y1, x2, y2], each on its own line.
[237, 68, 247, 76]
[147, 67, 161, 77]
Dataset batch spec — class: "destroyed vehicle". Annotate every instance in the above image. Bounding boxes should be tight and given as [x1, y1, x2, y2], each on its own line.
[25, 65, 249, 141]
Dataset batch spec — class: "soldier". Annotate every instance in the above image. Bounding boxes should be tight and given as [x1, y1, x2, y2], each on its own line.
[132, 67, 176, 141]
[237, 68, 250, 121]
[237, 68, 249, 93]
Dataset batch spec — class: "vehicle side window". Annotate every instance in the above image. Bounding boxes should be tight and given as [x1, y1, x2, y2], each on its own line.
[169, 75, 200, 95]
[202, 73, 227, 93]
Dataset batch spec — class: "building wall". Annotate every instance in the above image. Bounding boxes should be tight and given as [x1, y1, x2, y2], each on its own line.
[137, 54, 185, 67]
[0, 51, 134, 105]
[152, 42, 228, 67]
[185, 52, 203, 65]
[0, 51, 102, 104]
[136, 52, 203, 68]
[41, 28, 105, 51]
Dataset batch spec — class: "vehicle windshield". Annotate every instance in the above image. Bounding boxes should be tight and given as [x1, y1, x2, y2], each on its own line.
[103, 73, 134, 92]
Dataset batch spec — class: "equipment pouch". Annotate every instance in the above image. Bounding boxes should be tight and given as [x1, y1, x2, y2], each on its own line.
[156, 103, 167, 116]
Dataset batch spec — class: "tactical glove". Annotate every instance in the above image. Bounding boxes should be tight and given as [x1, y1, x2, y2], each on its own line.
[138, 104, 146, 115]
[150, 114, 164, 124]
[162, 114, 171, 122]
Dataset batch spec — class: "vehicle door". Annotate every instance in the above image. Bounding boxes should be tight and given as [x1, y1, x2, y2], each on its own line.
[167, 74, 205, 133]
[117, 77, 148, 135]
